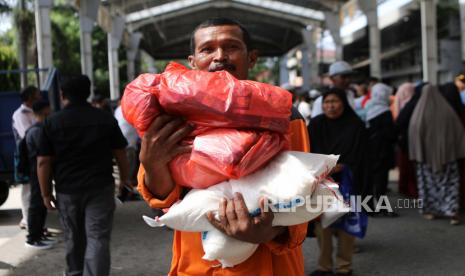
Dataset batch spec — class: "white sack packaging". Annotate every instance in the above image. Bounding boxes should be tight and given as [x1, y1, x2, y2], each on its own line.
[201, 228, 259, 268]
[143, 151, 348, 267]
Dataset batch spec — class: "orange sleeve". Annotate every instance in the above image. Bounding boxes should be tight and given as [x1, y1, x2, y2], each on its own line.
[137, 164, 183, 209]
[265, 119, 310, 255]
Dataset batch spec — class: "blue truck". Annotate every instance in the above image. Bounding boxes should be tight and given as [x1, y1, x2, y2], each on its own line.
[0, 91, 21, 206]
[0, 68, 60, 206]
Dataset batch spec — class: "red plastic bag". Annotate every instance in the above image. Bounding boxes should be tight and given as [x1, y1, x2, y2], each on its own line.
[156, 63, 292, 133]
[121, 62, 292, 188]
[171, 129, 289, 189]
[121, 74, 161, 137]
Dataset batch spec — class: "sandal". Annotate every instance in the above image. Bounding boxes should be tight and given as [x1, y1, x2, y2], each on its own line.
[423, 214, 435, 220]
[450, 216, 460, 225]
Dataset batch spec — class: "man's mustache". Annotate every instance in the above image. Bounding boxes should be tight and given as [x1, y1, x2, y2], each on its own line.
[208, 63, 236, 72]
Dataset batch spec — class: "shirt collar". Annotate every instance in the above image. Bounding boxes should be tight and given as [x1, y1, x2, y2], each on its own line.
[21, 104, 33, 112]
[64, 101, 91, 109]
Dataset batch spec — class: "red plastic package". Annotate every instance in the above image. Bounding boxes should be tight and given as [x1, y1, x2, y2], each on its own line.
[170, 129, 288, 188]
[121, 74, 162, 137]
[155, 63, 292, 133]
[121, 62, 292, 188]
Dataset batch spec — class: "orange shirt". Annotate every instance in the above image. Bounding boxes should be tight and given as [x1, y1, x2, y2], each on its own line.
[138, 119, 310, 276]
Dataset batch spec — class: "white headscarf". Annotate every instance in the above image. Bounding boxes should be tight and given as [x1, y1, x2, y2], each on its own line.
[366, 83, 393, 122]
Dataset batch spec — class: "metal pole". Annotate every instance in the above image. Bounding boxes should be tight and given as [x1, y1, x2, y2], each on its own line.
[78, 0, 99, 97]
[359, 0, 381, 78]
[34, 0, 54, 88]
[459, 0, 465, 61]
[421, 0, 437, 84]
[324, 11, 343, 60]
[107, 15, 125, 100]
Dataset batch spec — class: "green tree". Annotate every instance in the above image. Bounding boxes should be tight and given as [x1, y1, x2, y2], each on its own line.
[0, 40, 20, 91]
[14, 0, 35, 88]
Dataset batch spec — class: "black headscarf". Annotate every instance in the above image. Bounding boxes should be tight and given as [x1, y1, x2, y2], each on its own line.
[439, 82, 465, 117]
[308, 88, 368, 196]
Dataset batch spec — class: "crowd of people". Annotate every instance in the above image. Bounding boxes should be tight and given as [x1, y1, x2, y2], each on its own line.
[289, 60, 465, 275]
[8, 17, 465, 276]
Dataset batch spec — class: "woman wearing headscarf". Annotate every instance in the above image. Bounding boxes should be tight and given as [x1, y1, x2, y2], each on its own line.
[439, 82, 465, 117]
[409, 84, 465, 225]
[394, 83, 415, 119]
[395, 82, 424, 198]
[438, 82, 465, 210]
[366, 83, 396, 216]
[308, 88, 369, 276]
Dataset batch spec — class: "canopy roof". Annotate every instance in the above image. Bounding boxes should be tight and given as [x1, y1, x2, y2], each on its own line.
[105, 0, 347, 59]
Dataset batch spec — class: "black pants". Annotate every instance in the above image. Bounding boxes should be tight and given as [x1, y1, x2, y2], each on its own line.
[372, 167, 390, 207]
[57, 185, 115, 276]
[27, 178, 46, 243]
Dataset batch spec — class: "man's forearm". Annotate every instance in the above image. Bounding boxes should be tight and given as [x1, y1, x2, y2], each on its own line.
[144, 165, 176, 199]
[37, 156, 52, 197]
[113, 149, 130, 187]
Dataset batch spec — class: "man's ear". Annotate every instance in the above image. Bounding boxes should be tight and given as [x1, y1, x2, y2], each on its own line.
[188, 55, 196, 69]
[248, 49, 258, 69]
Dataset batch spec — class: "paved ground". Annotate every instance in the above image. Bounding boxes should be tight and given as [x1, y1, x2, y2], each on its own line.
[1, 181, 464, 276]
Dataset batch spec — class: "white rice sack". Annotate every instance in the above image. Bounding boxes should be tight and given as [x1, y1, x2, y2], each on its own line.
[201, 228, 259, 268]
[142, 151, 348, 268]
[272, 180, 348, 226]
[319, 180, 351, 228]
[143, 182, 233, 232]
[200, 181, 348, 268]
[143, 151, 339, 232]
[231, 151, 339, 224]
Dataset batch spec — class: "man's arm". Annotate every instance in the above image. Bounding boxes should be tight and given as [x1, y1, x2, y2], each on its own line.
[37, 156, 55, 210]
[113, 148, 131, 194]
[139, 114, 193, 199]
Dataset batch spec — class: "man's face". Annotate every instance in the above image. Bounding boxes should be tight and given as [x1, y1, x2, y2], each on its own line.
[455, 79, 465, 91]
[331, 74, 352, 90]
[188, 25, 257, 80]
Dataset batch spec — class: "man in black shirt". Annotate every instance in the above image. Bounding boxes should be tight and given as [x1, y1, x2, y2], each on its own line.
[37, 75, 129, 276]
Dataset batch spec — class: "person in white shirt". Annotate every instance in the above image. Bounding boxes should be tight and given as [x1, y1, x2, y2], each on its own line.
[294, 90, 312, 126]
[311, 61, 356, 118]
[11, 86, 41, 229]
[114, 102, 140, 189]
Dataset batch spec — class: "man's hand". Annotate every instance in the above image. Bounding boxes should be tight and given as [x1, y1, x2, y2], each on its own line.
[42, 194, 56, 211]
[140, 114, 194, 198]
[206, 193, 286, 244]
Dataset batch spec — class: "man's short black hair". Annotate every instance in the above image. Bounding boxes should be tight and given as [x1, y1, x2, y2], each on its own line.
[20, 86, 39, 103]
[189, 17, 253, 54]
[367, 76, 379, 83]
[60, 75, 91, 103]
[32, 100, 50, 114]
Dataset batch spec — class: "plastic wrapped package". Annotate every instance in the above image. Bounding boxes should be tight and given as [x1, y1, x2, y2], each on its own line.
[201, 228, 259, 268]
[156, 63, 292, 133]
[170, 129, 289, 189]
[121, 63, 292, 188]
[142, 151, 349, 267]
[121, 73, 162, 137]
